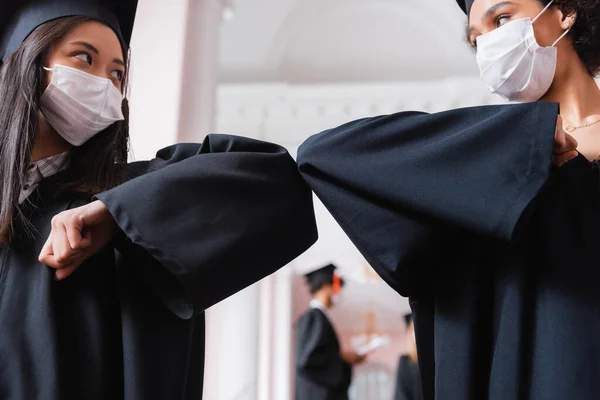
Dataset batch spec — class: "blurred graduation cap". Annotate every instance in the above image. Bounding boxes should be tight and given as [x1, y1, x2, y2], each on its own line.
[403, 313, 413, 328]
[304, 263, 346, 294]
[455, 0, 474, 15]
[0, 0, 138, 62]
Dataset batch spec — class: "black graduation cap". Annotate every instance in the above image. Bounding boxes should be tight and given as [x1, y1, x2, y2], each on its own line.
[403, 313, 413, 327]
[455, 0, 474, 15]
[0, 0, 138, 62]
[304, 263, 345, 293]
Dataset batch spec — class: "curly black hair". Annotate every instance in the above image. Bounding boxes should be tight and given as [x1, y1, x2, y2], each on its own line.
[538, 0, 600, 75]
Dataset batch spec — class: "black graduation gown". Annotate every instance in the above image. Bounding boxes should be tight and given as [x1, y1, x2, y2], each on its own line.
[295, 307, 352, 400]
[297, 102, 600, 399]
[0, 134, 318, 400]
[394, 355, 423, 400]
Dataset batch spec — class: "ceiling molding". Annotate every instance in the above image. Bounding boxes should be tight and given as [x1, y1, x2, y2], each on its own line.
[266, 0, 462, 70]
[219, 0, 476, 83]
[217, 78, 504, 147]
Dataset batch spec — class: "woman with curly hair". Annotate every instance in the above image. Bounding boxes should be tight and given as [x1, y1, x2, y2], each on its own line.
[297, 0, 600, 399]
[467, 0, 600, 158]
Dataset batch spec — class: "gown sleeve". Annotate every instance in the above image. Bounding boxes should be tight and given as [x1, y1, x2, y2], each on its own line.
[295, 311, 352, 390]
[95, 134, 318, 319]
[296, 103, 558, 297]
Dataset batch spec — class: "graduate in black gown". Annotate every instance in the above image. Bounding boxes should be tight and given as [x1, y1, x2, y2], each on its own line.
[295, 264, 365, 400]
[297, 0, 600, 399]
[0, 1, 317, 399]
[394, 314, 422, 400]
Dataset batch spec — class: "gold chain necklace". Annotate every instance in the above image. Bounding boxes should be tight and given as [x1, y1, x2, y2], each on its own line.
[564, 117, 600, 132]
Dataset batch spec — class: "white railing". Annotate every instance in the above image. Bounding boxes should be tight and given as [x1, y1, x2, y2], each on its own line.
[216, 77, 505, 147]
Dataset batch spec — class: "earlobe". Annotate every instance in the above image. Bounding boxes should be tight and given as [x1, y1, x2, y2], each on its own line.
[560, 11, 577, 30]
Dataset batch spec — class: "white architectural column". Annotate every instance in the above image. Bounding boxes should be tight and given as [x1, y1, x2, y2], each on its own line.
[128, 0, 226, 154]
[272, 267, 295, 400]
[257, 275, 275, 400]
[204, 285, 260, 400]
[177, 0, 225, 142]
[127, 0, 189, 159]
[257, 266, 295, 400]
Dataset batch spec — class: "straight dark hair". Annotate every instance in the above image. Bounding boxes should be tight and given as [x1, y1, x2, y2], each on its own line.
[0, 16, 130, 243]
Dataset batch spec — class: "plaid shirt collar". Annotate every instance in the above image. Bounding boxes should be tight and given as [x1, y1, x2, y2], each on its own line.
[19, 152, 69, 204]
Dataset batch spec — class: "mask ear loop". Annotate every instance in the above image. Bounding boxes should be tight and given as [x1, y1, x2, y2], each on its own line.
[532, 0, 555, 24]
[552, 26, 572, 47]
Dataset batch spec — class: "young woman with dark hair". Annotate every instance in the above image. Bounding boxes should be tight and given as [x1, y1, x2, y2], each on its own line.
[0, 14, 131, 242]
[0, 1, 317, 399]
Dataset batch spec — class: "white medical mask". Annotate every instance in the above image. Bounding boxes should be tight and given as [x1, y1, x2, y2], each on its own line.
[40, 64, 125, 146]
[475, 0, 571, 102]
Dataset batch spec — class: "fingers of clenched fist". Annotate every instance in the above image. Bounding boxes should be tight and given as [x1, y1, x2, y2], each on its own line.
[38, 200, 115, 281]
[39, 213, 92, 280]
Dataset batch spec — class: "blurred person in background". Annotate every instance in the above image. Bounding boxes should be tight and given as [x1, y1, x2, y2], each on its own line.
[394, 314, 422, 400]
[295, 264, 366, 400]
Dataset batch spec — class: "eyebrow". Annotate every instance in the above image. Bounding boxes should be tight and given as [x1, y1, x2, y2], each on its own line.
[484, 1, 515, 19]
[465, 1, 516, 44]
[69, 41, 125, 67]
